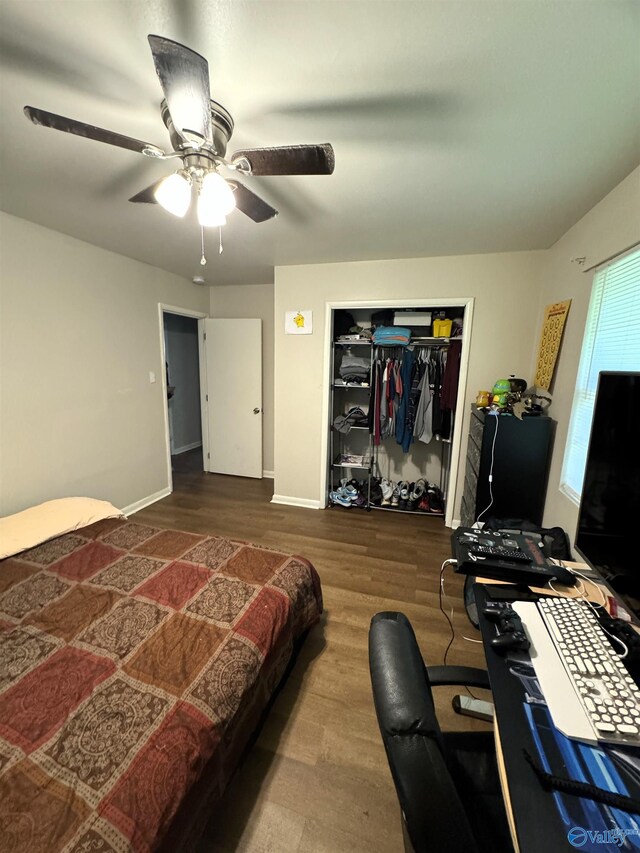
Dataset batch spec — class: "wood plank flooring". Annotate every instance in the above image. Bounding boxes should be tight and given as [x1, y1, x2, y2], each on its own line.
[136, 451, 491, 852]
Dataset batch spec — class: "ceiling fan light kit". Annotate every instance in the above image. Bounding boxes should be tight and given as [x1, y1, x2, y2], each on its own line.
[22, 33, 335, 261]
[154, 172, 191, 217]
[198, 172, 236, 224]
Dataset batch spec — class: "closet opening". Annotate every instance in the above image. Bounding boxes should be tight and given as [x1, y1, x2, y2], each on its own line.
[321, 299, 474, 528]
[158, 304, 208, 495]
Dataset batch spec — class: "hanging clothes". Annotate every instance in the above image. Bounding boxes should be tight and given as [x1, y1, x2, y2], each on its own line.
[441, 338, 462, 412]
[380, 360, 391, 439]
[374, 359, 382, 446]
[430, 354, 444, 438]
[395, 347, 416, 452]
[406, 360, 424, 440]
[414, 367, 433, 444]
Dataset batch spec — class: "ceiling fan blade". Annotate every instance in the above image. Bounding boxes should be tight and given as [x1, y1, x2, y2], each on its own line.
[23, 106, 165, 156]
[128, 180, 164, 203]
[148, 34, 211, 145]
[230, 144, 334, 176]
[227, 180, 278, 223]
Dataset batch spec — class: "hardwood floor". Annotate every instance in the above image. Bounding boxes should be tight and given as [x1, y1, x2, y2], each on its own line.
[138, 450, 491, 852]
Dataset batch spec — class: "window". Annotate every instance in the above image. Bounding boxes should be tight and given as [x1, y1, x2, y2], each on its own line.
[560, 247, 640, 504]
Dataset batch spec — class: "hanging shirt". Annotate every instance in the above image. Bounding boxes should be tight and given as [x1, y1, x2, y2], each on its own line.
[374, 359, 382, 446]
[414, 367, 434, 444]
[406, 360, 423, 439]
[441, 339, 462, 412]
[431, 355, 443, 438]
[380, 360, 391, 439]
[395, 348, 416, 452]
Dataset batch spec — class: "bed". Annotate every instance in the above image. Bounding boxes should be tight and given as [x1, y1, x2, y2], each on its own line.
[0, 506, 323, 852]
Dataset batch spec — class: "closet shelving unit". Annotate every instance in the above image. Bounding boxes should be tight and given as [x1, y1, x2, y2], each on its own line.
[330, 340, 374, 503]
[329, 335, 453, 517]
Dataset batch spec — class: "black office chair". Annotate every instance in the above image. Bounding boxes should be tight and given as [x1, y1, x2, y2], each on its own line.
[369, 611, 514, 853]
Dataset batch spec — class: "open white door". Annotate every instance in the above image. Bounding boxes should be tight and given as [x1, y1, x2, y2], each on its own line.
[203, 319, 263, 478]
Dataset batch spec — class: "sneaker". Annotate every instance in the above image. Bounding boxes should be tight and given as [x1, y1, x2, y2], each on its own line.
[409, 479, 426, 511]
[329, 490, 351, 508]
[426, 484, 444, 513]
[391, 483, 401, 507]
[334, 480, 360, 501]
[398, 481, 410, 509]
[342, 482, 359, 500]
[417, 495, 431, 512]
[380, 479, 393, 506]
[369, 478, 383, 506]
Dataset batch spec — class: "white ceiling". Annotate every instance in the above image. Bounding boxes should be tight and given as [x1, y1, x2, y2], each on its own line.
[1, 1, 638, 286]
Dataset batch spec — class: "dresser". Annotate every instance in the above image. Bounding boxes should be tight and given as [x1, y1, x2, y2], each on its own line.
[460, 408, 555, 527]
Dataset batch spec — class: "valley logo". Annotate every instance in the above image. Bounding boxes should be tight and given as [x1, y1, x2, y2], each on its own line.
[568, 826, 640, 847]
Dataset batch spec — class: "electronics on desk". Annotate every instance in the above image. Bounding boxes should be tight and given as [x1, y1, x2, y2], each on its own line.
[574, 371, 640, 605]
[513, 598, 640, 747]
[483, 601, 531, 654]
[451, 526, 576, 586]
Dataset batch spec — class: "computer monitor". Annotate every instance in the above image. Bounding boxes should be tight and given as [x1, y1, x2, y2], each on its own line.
[575, 372, 640, 598]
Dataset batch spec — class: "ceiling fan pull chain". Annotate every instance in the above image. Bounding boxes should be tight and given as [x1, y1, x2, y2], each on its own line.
[219, 227, 223, 254]
[200, 226, 207, 265]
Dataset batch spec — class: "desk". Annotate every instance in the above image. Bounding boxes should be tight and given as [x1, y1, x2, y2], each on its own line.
[474, 583, 640, 853]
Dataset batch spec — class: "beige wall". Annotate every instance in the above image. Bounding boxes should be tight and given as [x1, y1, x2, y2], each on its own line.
[532, 165, 640, 540]
[209, 283, 275, 475]
[0, 212, 209, 515]
[274, 252, 544, 510]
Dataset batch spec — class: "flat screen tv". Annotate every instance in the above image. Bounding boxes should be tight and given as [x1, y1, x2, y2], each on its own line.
[575, 372, 640, 597]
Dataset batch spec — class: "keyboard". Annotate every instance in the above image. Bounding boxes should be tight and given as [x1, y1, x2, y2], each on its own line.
[513, 597, 640, 746]
[470, 544, 530, 562]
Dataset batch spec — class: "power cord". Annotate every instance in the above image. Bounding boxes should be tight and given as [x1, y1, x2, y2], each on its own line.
[475, 413, 499, 525]
[439, 559, 458, 665]
[438, 559, 484, 704]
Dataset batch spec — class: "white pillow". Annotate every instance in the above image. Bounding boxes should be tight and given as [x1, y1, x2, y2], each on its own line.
[0, 497, 124, 560]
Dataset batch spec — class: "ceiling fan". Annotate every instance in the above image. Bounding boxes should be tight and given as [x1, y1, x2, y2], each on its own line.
[23, 34, 335, 232]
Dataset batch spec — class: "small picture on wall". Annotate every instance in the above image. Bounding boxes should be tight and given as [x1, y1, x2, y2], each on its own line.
[285, 310, 313, 335]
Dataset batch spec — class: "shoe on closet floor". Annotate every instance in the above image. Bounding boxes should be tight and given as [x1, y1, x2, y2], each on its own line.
[380, 479, 394, 506]
[408, 479, 426, 511]
[370, 479, 383, 506]
[417, 495, 431, 512]
[339, 479, 359, 500]
[391, 483, 400, 507]
[398, 481, 410, 509]
[330, 490, 352, 507]
[427, 485, 444, 513]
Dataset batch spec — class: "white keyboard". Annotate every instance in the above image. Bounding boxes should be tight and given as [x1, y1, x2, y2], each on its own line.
[513, 597, 640, 746]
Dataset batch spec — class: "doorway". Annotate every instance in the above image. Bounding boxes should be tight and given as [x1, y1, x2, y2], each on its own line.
[163, 311, 202, 474]
[158, 304, 208, 494]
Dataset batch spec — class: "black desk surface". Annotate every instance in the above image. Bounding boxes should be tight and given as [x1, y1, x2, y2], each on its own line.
[474, 584, 640, 853]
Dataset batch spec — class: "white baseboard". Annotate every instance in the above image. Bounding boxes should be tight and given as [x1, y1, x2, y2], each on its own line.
[172, 441, 202, 455]
[271, 494, 322, 510]
[451, 517, 461, 529]
[122, 486, 172, 517]
[262, 469, 275, 479]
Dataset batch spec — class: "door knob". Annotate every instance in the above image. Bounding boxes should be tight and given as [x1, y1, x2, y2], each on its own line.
[253, 407, 261, 414]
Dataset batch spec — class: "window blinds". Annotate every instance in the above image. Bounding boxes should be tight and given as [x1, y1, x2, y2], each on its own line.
[560, 247, 640, 504]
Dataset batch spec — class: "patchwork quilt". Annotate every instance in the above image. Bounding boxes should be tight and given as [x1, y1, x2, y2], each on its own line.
[0, 518, 322, 852]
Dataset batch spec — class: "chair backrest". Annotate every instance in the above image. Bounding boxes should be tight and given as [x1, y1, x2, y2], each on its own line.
[369, 611, 480, 853]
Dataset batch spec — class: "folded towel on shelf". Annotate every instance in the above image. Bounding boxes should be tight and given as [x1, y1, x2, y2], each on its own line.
[372, 326, 411, 346]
